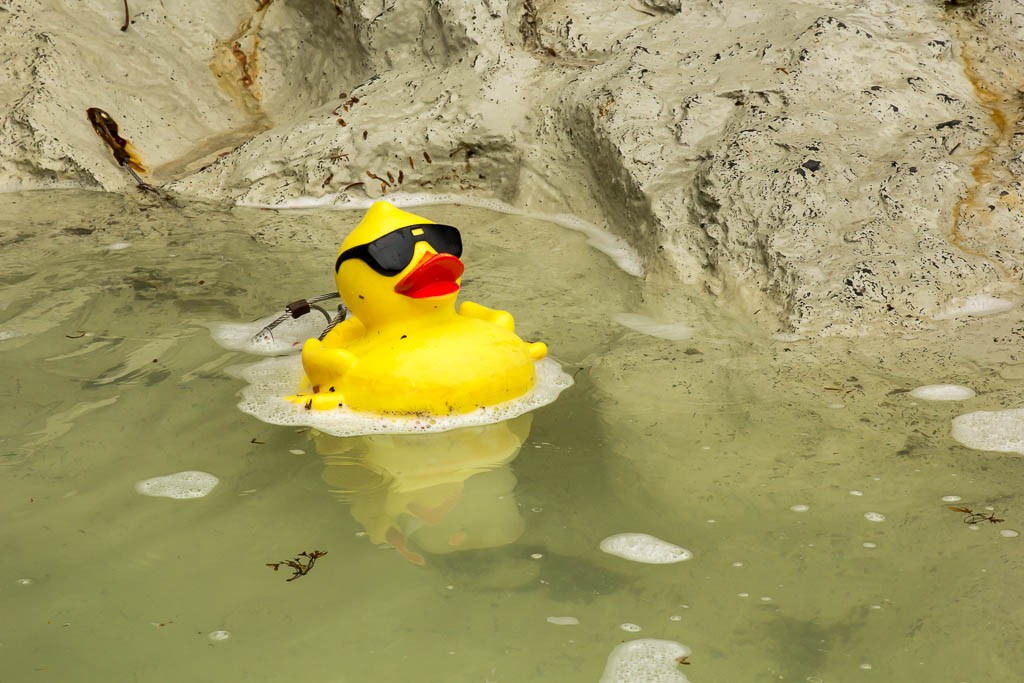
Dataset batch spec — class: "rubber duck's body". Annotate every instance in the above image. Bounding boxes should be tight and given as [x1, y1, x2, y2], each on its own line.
[293, 201, 547, 415]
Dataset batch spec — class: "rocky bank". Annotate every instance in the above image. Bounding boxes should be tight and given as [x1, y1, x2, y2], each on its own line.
[3, 0, 1024, 335]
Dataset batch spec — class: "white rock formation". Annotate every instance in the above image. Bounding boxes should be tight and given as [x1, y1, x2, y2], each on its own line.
[3, 0, 1023, 335]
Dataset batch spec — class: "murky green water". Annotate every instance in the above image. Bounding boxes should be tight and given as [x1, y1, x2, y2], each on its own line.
[2, 190, 1023, 682]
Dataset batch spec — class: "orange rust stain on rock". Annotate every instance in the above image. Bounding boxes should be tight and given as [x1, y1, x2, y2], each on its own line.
[210, 1, 274, 118]
[948, 47, 1015, 277]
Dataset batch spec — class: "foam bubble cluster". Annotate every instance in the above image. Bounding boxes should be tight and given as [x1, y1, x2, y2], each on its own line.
[135, 471, 219, 499]
[952, 408, 1024, 455]
[207, 314, 328, 356]
[933, 294, 1014, 320]
[599, 533, 692, 564]
[233, 355, 573, 436]
[909, 384, 976, 401]
[599, 639, 691, 683]
[613, 313, 693, 341]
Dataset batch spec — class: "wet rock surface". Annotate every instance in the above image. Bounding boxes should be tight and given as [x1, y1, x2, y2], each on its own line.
[3, 0, 1024, 335]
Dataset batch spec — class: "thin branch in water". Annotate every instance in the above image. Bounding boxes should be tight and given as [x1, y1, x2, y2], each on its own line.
[266, 550, 328, 582]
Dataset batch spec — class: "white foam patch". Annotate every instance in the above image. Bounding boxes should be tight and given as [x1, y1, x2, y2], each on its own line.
[952, 408, 1024, 455]
[599, 533, 692, 564]
[599, 639, 691, 683]
[207, 313, 328, 356]
[613, 313, 694, 341]
[232, 355, 573, 436]
[546, 616, 579, 625]
[933, 294, 1014, 320]
[135, 471, 219, 499]
[909, 384, 976, 401]
[237, 191, 644, 277]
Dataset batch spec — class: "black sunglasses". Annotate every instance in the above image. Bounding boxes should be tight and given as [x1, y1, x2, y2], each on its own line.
[334, 223, 463, 276]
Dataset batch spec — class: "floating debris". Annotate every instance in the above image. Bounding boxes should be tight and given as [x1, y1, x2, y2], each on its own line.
[266, 550, 327, 582]
[948, 506, 1004, 525]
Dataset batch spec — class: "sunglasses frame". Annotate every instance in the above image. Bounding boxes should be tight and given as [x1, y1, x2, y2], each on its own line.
[334, 223, 463, 276]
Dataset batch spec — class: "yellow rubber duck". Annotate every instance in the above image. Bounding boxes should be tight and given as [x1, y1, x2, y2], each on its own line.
[292, 201, 548, 414]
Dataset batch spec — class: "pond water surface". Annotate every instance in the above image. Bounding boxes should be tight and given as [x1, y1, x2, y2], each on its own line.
[2, 191, 1023, 682]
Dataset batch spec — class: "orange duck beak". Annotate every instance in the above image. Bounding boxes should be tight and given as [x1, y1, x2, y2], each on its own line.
[394, 253, 464, 299]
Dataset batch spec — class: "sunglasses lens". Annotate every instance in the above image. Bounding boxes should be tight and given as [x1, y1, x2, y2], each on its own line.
[425, 225, 462, 257]
[366, 232, 414, 275]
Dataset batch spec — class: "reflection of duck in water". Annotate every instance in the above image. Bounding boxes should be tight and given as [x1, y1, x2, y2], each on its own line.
[294, 201, 548, 414]
[315, 415, 532, 565]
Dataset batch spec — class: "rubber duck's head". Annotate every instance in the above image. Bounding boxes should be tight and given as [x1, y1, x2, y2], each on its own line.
[334, 201, 464, 328]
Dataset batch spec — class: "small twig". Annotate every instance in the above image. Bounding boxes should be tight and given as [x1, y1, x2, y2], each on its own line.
[948, 506, 1005, 524]
[266, 550, 327, 582]
[121, 0, 130, 31]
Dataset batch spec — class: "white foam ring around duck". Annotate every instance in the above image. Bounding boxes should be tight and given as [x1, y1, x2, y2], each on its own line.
[231, 355, 573, 437]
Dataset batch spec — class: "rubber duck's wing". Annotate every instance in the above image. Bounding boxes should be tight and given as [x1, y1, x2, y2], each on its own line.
[458, 300, 515, 332]
[320, 316, 367, 347]
[301, 338, 356, 390]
